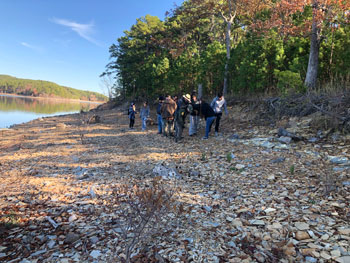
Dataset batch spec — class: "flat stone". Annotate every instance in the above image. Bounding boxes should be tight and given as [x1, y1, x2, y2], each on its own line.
[295, 231, 310, 241]
[320, 251, 331, 260]
[90, 250, 101, 259]
[338, 229, 350, 235]
[336, 256, 350, 263]
[64, 233, 80, 244]
[331, 250, 342, 258]
[295, 222, 309, 230]
[249, 220, 265, 226]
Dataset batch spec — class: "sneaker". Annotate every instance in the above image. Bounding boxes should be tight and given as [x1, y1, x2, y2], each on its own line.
[215, 132, 218, 137]
[202, 136, 208, 140]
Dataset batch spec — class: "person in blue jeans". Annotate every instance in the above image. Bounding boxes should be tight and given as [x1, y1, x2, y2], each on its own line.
[140, 101, 150, 131]
[156, 96, 164, 134]
[199, 100, 216, 139]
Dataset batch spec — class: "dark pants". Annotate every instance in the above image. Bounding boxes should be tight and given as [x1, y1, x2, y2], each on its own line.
[215, 112, 222, 132]
[129, 118, 135, 128]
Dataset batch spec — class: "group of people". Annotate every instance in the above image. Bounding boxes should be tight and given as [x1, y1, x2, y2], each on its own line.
[128, 91, 228, 142]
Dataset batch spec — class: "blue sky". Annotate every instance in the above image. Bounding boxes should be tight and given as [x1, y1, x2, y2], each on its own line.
[0, 0, 184, 95]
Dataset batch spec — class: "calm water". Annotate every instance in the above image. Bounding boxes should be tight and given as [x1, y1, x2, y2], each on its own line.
[0, 95, 100, 128]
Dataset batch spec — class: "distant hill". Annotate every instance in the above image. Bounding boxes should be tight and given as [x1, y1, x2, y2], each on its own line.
[0, 75, 107, 102]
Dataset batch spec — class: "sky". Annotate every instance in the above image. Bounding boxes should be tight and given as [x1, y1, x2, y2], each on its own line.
[0, 0, 184, 95]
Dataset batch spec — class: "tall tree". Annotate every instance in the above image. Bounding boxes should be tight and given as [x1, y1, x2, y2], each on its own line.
[255, 0, 350, 89]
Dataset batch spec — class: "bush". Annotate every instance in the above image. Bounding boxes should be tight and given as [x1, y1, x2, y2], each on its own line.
[274, 70, 305, 95]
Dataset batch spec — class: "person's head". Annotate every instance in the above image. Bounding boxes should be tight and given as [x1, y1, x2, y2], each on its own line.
[217, 91, 223, 101]
[191, 91, 197, 101]
[143, 101, 148, 107]
[172, 95, 178, 101]
[159, 96, 164, 102]
[183, 94, 191, 103]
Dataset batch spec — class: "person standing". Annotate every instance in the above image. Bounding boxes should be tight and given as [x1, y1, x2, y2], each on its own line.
[210, 92, 228, 136]
[128, 102, 136, 129]
[189, 92, 200, 136]
[161, 95, 177, 137]
[175, 94, 192, 142]
[200, 100, 216, 140]
[140, 101, 150, 131]
[156, 96, 164, 134]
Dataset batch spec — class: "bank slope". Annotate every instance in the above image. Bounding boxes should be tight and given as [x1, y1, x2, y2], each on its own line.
[0, 75, 107, 102]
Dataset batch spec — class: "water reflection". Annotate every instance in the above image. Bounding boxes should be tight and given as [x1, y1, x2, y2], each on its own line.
[0, 95, 100, 128]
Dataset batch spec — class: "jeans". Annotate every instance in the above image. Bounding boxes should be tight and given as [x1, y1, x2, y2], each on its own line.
[215, 112, 222, 132]
[157, 114, 163, 133]
[189, 115, 199, 135]
[205, 116, 215, 138]
[141, 117, 147, 131]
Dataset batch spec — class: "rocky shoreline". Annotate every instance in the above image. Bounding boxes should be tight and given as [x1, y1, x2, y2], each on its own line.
[0, 106, 349, 262]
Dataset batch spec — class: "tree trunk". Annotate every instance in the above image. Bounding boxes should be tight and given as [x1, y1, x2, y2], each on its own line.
[304, 21, 321, 89]
[223, 20, 232, 96]
[198, 83, 203, 99]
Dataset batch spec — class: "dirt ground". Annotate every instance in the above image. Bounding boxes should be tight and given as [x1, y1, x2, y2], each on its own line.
[0, 106, 349, 263]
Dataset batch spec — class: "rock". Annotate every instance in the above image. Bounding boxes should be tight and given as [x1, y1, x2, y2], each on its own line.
[320, 251, 331, 260]
[329, 156, 349, 165]
[321, 234, 330, 240]
[68, 214, 78, 223]
[295, 231, 310, 240]
[235, 164, 245, 170]
[264, 208, 276, 214]
[64, 233, 80, 244]
[152, 164, 181, 179]
[31, 249, 47, 257]
[249, 220, 265, 226]
[338, 229, 350, 235]
[295, 222, 309, 230]
[90, 250, 101, 259]
[278, 136, 292, 144]
[336, 256, 350, 263]
[47, 240, 56, 249]
[301, 248, 316, 256]
[270, 157, 286, 164]
[331, 250, 342, 258]
[90, 236, 99, 244]
[305, 256, 317, 263]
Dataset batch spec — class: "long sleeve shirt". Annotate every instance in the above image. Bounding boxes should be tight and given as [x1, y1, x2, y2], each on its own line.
[210, 97, 228, 114]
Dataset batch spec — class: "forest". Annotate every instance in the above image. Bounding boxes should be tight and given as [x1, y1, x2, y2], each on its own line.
[103, 0, 350, 100]
[0, 75, 107, 102]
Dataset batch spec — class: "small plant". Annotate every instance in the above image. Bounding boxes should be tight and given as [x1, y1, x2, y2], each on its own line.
[114, 177, 181, 262]
[226, 152, 232, 162]
[201, 152, 207, 161]
[290, 165, 295, 175]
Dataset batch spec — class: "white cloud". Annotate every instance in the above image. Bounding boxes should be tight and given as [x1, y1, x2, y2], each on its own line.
[51, 18, 102, 46]
[20, 42, 43, 52]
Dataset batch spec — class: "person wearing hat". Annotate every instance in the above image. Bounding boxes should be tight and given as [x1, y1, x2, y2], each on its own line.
[174, 93, 192, 142]
[156, 96, 165, 134]
[128, 102, 136, 129]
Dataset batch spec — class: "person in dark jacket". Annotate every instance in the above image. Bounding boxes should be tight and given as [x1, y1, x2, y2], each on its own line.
[156, 96, 164, 134]
[174, 94, 192, 142]
[199, 100, 216, 139]
[128, 102, 136, 129]
[189, 92, 200, 136]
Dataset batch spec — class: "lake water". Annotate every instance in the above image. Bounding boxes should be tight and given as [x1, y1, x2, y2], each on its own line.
[0, 95, 101, 128]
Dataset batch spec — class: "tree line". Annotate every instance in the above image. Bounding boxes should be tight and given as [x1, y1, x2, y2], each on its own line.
[103, 0, 350, 100]
[0, 75, 107, 102]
